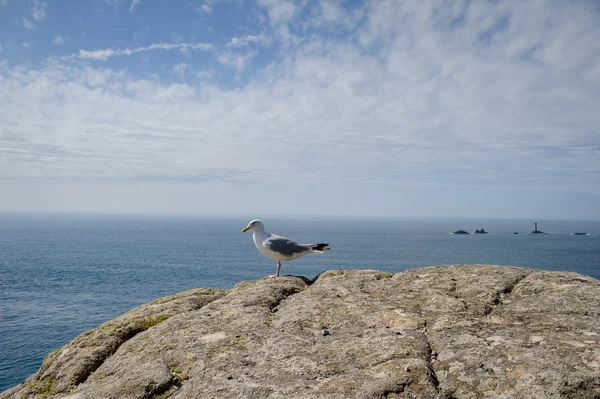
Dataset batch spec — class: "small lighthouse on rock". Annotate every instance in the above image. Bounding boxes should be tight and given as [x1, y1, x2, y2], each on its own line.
[531, 222, 545, 234]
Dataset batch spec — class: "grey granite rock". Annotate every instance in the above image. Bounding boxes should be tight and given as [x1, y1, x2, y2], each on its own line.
[2, 265, 599, 399]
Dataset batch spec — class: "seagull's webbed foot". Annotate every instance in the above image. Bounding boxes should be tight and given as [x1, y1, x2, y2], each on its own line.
[267, 261, 282, 278]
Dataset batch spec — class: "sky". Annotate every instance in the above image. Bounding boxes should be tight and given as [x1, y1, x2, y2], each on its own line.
[0, 0, 599, 220]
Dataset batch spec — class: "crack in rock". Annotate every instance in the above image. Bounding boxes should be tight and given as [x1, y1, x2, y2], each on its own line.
[484, 272, 531, 316]
[422, 320, 441, 396]
[417, 311, 448, 399]
[268, 282, 308, 313]
[148, 374, 180, 399]
[381, 382, 408, 397]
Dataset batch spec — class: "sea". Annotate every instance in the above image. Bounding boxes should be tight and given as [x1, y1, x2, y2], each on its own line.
[1, 214, 599, 392]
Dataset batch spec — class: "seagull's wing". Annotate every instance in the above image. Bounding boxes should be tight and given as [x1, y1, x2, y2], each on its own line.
[265, 235, 311, 257]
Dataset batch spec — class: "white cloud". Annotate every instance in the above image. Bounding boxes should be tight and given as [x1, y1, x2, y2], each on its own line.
[1, 0, 599, 208]
[191, 0, 213, 14]
[173, 62, 189, 77]
[196, 69, 214, 80]
[21, 41, 32, 48]
[129, 0, 140, 12]
[305, 0, 364, 31]
[52, 36, 64, 45]
[75, 42, 214, 61]
[257, 0, 300, 45]
[200, 3, 211, 13]
[258, 0, 296, 26]
[78, 48, 116, 60]
[319, 0, 343, 22]
[18, 17, 36, 30]
[0, 0, 8, 6]
[32, 0, 48, 21]
[217, 49, 257, 70]
[228, 34, 270, 47]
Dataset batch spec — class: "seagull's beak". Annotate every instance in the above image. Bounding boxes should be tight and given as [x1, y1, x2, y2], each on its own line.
[242, 226, 250, 233]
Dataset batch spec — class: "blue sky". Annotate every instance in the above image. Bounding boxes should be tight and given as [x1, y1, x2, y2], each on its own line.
[1, 0, 599, 219]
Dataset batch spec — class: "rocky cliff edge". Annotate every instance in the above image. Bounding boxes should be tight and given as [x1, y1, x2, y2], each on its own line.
[2, 265, 600, 399]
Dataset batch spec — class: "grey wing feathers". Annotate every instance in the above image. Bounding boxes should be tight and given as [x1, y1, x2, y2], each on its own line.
[266, 236, 310, 256]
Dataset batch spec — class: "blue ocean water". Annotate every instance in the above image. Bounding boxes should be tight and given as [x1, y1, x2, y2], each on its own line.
[1, 214, 599, 392]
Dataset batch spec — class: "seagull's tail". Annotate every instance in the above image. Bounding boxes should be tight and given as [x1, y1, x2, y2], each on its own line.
[310, 243, 330, 253]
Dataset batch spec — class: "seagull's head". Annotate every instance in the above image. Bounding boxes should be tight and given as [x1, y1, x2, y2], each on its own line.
[242, 219, 264, 233]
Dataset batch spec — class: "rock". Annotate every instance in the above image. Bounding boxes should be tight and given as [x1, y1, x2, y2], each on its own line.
[573, 232, 588, 236]
[474, 229, 488, 234]
[2, 265, 600, 399]
[512, 232, 519, 235]
[453, 230, 469, 235]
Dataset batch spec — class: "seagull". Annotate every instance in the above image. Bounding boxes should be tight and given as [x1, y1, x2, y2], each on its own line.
[242, 219, 330, 278]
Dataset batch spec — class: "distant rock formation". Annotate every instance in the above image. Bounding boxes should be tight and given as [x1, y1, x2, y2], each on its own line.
[453, 230, 469, 235]
[3, 265, 600, 399]
[474, 229, 488, 234]
[573, 232, 588, 236]
[512, 232, 519, 235]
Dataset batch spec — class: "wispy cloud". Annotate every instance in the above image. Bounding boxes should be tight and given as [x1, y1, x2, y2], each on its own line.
[21, 41, 32, 48]
[216, 49, 257, 70]
[129, 0, 140, 12]
[77, 48, 116, 60]
[17, 17, 36, 30]
[75, 42, 214, 61]
[106, 0, 120, 10]
[173, 62, 189, 78]
[198, 1, 212, 14]
[32, 0, 48, 21]
[258, 0, 296, 25]
[196, 69, 214, 80]
[52, 36, 64, 45]
[0, 0, 8, 6]
[228, 34, 270, 47]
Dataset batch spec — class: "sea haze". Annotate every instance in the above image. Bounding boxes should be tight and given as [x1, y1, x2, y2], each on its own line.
[1, 214, 599, 391]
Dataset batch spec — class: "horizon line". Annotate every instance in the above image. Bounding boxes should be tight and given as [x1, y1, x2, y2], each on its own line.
[0, 210, 598, 223]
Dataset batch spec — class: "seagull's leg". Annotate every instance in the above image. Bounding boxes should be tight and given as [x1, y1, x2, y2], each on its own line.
[268, 261, 281, 278]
